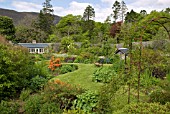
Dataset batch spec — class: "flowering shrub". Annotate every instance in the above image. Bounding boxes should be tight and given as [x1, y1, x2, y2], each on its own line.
[48, 56, 61, 71]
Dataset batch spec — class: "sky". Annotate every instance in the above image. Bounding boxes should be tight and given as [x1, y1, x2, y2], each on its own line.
[0, 0, 170, 22]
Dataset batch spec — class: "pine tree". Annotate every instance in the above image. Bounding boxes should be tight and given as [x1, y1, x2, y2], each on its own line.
[120, 1, 128, 22]
[83, 5, 95, 21]
[112, 0, 121, 23]
[38, 0, 54, 35]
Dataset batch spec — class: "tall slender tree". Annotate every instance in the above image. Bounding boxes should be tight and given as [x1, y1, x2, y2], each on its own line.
[120, 1, 128, 22]
[83, 5, 95, 21]
[112, 0, 121, 23]
[38, 0, 54, 35]
[82, 5, 95, 42]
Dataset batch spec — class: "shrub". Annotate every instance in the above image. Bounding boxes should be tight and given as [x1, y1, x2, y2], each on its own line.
[150, 80, 170, 105]
[64, 57, 76, 63]
[115, 102, 170, 114]
[151, 64, 167, 79]
[0, 37, 34, 100]
[24, 94, 43, 114]
[19, 88, 32, 101]
[43, 79, 84, 110]
[54, 64, 78, 75]
[0, 100, 19, 114]
[150, 90, 170, 105]
[63, 109, 86, 114]
[29, 75, 48, 91]
[73, 91, 99, 113]
[93, 67, 117, 83]
[39, 102, 62, 114]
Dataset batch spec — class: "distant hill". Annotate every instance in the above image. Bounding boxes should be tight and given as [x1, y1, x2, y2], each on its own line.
[0, 8, 61, 26]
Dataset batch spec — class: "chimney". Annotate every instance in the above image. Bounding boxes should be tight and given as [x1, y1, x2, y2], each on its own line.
[32, 40, 36, 44]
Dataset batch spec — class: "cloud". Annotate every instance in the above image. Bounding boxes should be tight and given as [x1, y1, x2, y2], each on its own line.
[9, 0, 170, 23]
[53, 1, 110, 22]
[12, 1, 41, 12]
[53, 1, 92, 17]
[127, 0, 170, 13]
[0, 0, 5, 2]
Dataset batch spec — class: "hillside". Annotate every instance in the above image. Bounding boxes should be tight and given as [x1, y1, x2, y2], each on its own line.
[0, 8, 61, 25]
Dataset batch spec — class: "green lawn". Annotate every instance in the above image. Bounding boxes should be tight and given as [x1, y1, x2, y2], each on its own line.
[52, 63, 104, 92]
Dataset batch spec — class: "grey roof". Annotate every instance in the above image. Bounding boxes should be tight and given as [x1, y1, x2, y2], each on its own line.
[18, 43, 49, 48]
[115, 48, 129, 55]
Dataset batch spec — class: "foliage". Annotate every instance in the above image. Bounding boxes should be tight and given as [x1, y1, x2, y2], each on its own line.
[73, 91, 99, 113]
[93, 66, 117, 83]
[112, 0, 127, 22]
[56, 14, 82, 39]
[43, 79, 84, 110]
[0, 100, 19, 114]
[24, 94, 44, 114]
[63, 109, 86, 114]
[125, 10, 143, 23]
[83, 5, 95, 21]
[110, 21, 122, 43]
[59, 64, 78, 74]
[26, 99, 61, 114]
[60, 36, 74, 53]
[64, 57, 76, 63]
[15, 24, 47, 43]
[37, 0, 54, 35]
[115, 102, 170, 114]
[112, 0, 121, 22]
[19, 88, 32, 101]
[140, 48, 169, 79]
[0, 36, 52, 100]
[149, 79, 170, 105]
[0, 16, 15, 41]
[15, 14, 47, 43]
[30, 75, 49, 91]
[96, 74, 124, 114]
[24, 79, 84, 114]
[0, 38, 32, 100]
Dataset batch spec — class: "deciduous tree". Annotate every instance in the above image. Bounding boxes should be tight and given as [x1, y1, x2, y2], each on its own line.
[0, 16, 15, 41]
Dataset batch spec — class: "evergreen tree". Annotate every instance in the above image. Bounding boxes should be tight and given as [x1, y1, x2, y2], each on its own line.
[112, 0, 121, 23]
[82, 5, 95, 42]
[125, 10, 141, 23]
[38, 0, 54, 35]
[83, 5, 95, 21]
[140, 10, 147, 16]
[120, 1, 128, 22]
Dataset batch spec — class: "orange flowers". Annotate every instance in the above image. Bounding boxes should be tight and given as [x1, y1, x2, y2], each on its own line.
[48, 56, 61, 71]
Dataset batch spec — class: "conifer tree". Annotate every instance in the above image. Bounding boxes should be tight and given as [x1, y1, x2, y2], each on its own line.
[38, 0, 54, 35]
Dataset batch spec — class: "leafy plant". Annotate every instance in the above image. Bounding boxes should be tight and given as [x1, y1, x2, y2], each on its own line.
[29, 75, 48, 91]
[93, 66, 117, 83]
[19, 88, 32, 101]
[115, 102, 170, 114]
[73, 91, 99, 113]
[0, 100, 19, 114]
[24, 94, 43, 114]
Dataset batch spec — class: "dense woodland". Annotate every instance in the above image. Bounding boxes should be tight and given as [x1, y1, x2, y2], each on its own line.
[0, 0, 170, 113]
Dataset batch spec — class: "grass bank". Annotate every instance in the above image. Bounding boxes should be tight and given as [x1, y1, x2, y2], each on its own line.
[52, 63, 104, 92]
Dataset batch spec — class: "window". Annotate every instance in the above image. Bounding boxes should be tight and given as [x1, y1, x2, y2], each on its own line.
[31, 48, 35, 53]
[39, 48, 44, 53]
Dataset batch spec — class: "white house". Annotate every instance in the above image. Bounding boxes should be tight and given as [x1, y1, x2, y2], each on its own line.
[18, 40, 49, 54]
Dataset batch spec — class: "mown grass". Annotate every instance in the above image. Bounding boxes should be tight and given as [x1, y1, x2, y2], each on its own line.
[52, 63, 104, 92]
